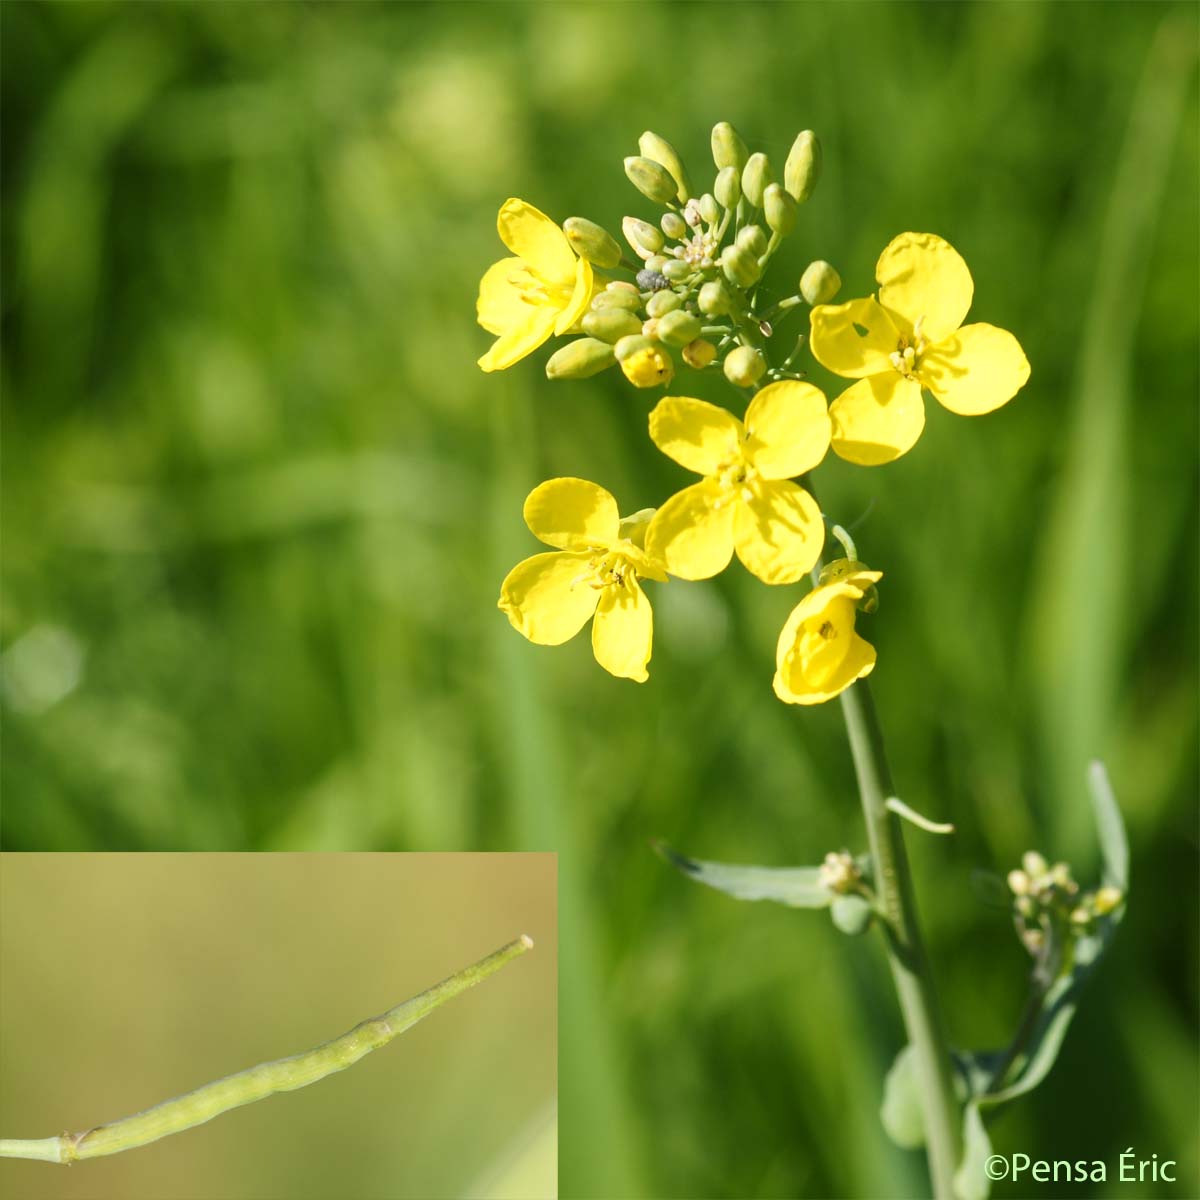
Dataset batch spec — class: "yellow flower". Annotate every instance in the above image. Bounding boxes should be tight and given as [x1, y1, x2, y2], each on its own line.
[499, 478, 668, 682]
[773, 561, 882, 705]
[645, 382, 830, 584]
[477, 199, 596, 372]
[809, 232, 1030, 465]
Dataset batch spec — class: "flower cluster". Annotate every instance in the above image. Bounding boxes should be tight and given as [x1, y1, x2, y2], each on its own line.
[482, 123, 1029, 700]
[1007, 850, 1124, 958]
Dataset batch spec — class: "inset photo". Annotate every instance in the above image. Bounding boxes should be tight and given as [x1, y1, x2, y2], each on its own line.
[0, 853, 555, 1200]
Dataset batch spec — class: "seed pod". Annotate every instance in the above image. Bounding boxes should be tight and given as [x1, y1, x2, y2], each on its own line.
[714, 165, 741, 209]
[646, 289, 684, 318]
[545, 338, 616, 380]
[711, 121, 749, 172]
[724, 344, 766, 388]
[638, 130, 690, 203]
[563, 217, 622, 268]
[763, 183, 797, 236]
[698, 279, 733, 316]
[784, 130, 822, 203]
[622, 215, 664, 258]
[682, 338, 717, 369]
[624, 156, 679, 205]
[800, 260, 842, 306]
[582, 308, 644, 343]
[661, 211, 688, 240]
[741, 152, 773, 208]
[592, 288, 643, 313]
[698, 193, 720, 225]
[735, 224, 768, 258]
[662, 259, 692, 283]
[656, 309, 703, 348]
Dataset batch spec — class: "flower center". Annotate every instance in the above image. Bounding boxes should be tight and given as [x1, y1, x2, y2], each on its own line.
[713, 455, 759, 506]
[510, 265, 570, 310]
[888, 315, 928, 378]
[573, 550, 637, 592]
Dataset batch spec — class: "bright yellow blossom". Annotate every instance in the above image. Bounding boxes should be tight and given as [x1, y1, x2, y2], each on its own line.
[621, 344, 674, 389]
[477, 199, 596, 372]
[499, 478, 668, 682]
[645, 383, 830, 584]
[774, 561, 882, 705]
[809, 232, 1030, 465]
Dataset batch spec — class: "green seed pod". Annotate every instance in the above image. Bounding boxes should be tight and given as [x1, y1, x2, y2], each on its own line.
[830, 894, 873, 936]
[735, 224, 768, 257]
[563, 217, 622, 269]
[699, 193, 720, 225]
[698, 279, 733, 316]
[784, 130, 822, 203]
[662, 258, 692, 283]
[714, 165, 741, 210]
[624, 156, 678, 205]
[682, 338, 717, 369]
[582, 308, 644, 343]
[622, 215, 664, 257]
[724, 344, 766, 388]
[592, 288, 643, 313]
[646, 289, 683, 318]
[638, 130, 690, 203]
[799, 259, 842, 306]
[711, 121, 749, 172]
[661, 211, 688, 240]
[545, 338, 616, 380]
[655, 309, 703, 348]
[763, 183, 797, 236]
[741, 152, 774, 208]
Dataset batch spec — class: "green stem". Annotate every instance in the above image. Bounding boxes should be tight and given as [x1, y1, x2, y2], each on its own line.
[0, 936, 533, 1164]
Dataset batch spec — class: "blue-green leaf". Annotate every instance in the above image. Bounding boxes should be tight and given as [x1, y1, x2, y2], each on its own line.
[1087, 760, 1128, 891]
[953, 1103, 993, 1200]
[880, 1045, 925, 1149]
[653, 841, 833, 908]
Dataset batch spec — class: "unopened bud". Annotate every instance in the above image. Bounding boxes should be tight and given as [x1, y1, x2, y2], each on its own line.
[714, 165, 741, 210]
[624, 156, 679, 205]
[661, 259, 691, 284]
[784, 130, 821, 203]
[1022, 851, 1048, 879]
[623, 215, 664, 258]
[656, 309, 703, 348]
[698, 279, 733, 316]
[721, 243, 761, 289]
[724, 344, 766, 388]
[563, 217, 622, 269]
[661, 211, 687, 240]
[1093, 886, 1123, 915]
[616, 337, 674, 388]
[741, 152, 773, 208]
[1070, 906, 1092, 926]
[545, 338, 616, 380]
[682, 338, 717, 369]
[646, 289, 683, 318]
[763, 182, 797, 236]
[638, 130, 690, 203]
[699, 193, 720, 225]
[592, 288, 642, 313]
[710, 121, 749, 172]
[735, 224, 768, 257]
[1007, 869, 1031, 896]
[800, 260, 842, 306]
[582, 308, 644, 344]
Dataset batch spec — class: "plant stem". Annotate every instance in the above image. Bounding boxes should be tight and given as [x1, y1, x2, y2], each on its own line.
[0, 935, 533, 1164]
[838, 681, 962, 1196]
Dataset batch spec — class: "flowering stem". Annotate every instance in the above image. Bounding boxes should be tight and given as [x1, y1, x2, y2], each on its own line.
[0, 936, 533, 1164]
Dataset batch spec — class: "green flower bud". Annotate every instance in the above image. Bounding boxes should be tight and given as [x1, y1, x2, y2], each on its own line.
[741, 151, 773, 208]
[545, 338, 616, 380]
[830, 894, 873, 936]
[582, 308, 644, 344]
[714, 165, 741, 209]
[624, 156, 678, 205]
[592, 288, 642, 313]
[563, 217, 622, 268]
[724, 344, 766, 387]
[656, 309, 703, 348]
[784, 130, 821, 203]
[721, 244, 761, 288]
[1093, 885, 1123, 915]
[662, 258, 692, 283]
[638, 130, 690, 203]
[699, 193, 720, 225]
[1022, 851, 1048, 878]
[661, 211, 688, 240]
[646, 289, 683, 318]
[710, 121, 749, 172]
[613, 334, 655, 363]
[622, 215, 664, 258]
[682, 338, 717, 369]
[698, 279, 733, 316]
[735, 224, 768, 257]
[763, 182, 797, 236]
[1007, 869, 1031, 896]
[799, 259, 842, 306]
[645, 253, 669, 273]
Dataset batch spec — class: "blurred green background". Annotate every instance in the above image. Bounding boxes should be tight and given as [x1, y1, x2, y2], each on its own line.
[0, 853, 556, 1198]
[2, 2, 1197, 1198]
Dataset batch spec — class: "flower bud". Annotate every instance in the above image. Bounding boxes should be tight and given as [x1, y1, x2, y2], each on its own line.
[592, 288, 642, 313]
[699, 193, 720, 225]
[638, 130, 690, 203]
[735, 224, 768, 257]
[1022, 851, 1048, 879]
[582, 308, 644, 343]
[661, 211, 688, 240]
[645, 254, 669, 273]
[563, 217, 622, 269]
[723, 344, 766, 388]
[799, 259, 842, 306]
[1093, 885, 1123, 915]
[662, 258, 692, 283]
[784, 130, 821, 203]
[682, 338, 717, 369]
[646, 289, 683, 318]
[615, 336, 674, 388]
[545, 338, 616, 380]
[656, 309, 703, 348]
[714, 165, 741, 209]
[640, 318, 659, 341]
[1007, 869, 1031, 896]
[698, 279, 733, 316]
[763, 182, 797, 235]
[741, 151, 773, 208]
[624, 156, 679, 205]
[710, 121, 749, 172]
[721, 244, 762, 289]
[622, 215, 664, 258]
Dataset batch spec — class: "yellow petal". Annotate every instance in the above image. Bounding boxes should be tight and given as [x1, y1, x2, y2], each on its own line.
[774, 631, 876, 705]
[644, 480, 735, 580]
[554, 255, 596, 335]
[808, 297, 902, 378]
[498, 551, 598, 645]
[478, 304, 558, 372]
[497, 198, 575, 284]
[830, 374, 925, 466]
[592, 575, 653, 681]
[477, 257, 527, 335]
[733, 480, 823, 584]
[875, 232, 973, 344]
[648, 396, 742, 476]
[523, 477, 620, 549]
[921, 322, 1031, 416]
[743, 380, 831, 480]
